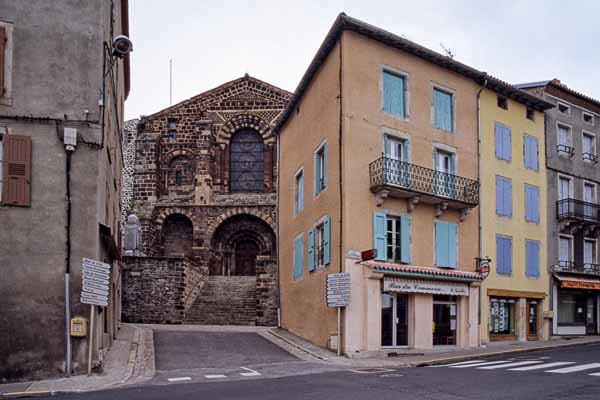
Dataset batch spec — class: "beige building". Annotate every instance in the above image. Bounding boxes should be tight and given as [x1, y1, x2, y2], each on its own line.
[276, 13, 550, 355]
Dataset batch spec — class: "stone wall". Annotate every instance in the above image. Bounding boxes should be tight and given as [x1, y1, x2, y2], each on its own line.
[256, 256, 279, 326]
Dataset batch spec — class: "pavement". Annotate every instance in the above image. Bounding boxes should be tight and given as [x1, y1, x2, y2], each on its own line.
[3, 324, 600, 398]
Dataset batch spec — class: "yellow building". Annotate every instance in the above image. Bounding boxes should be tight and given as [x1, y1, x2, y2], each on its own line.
[479, 89, 553, 343]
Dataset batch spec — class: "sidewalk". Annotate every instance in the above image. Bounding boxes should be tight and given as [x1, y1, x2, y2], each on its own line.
[268, 328, 600, 368]
[0, 324, 155, 399]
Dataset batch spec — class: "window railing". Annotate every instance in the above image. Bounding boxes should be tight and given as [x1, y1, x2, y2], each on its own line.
[553, 262, 600, 275]
[583, 152, 598, 163]
[557, 144, 575, 157]
[369, 156, 479, 206]
[557, 198, 600, 223]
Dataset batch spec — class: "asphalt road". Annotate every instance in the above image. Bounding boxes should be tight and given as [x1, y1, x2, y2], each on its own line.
[37, 344, 600, 399]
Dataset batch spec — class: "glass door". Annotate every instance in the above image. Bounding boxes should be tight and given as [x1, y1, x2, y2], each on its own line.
[381, 293, 408, 347]
[433, 297, 457, 346]
[584, 183, 596, 220]
[434, 150, 455, 198]
[384, 136, 408, 187]
[586, 296, 597, 335]
[558, 177, 571, 216]
[526, 300, 539, 340]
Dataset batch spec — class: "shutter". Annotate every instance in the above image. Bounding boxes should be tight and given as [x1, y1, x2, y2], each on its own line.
[308, 228, 315, 271]
[503, 126, 511, 161]
[495, 124, 502, 159]
[400, 215, 411, 264]
[532, 137, 538, 170]
[443, 92, 452, 131]
[524, 136, 531, 169]
[383, 72, 404, 117]
[525, 185, 532, 221]
[526, 241, 540, 278]
[447, 223, 457, 269]
[293, 236, 303, 279]
[496, 177, 503, 216]
[532, 186, 539, 223]
[434, 90, 443, 129]
[2, 135, 32, 206]
[0, 27, 5, 96]
[504, 178, 512, 217]
[314, 150, 320, 195]
[373, 211, 386, 261]
[323, 216, 331, 265]
[496, 236, 506, 274]
[298, 173, 303, 211]
[505, 237, 513, 274]
[435, 221, 449, 267]
[322, 143, 327, 189]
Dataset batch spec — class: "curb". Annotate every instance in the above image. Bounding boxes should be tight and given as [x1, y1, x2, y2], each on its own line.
[267, 330, 330, 361]
[0, 390, 58, 399]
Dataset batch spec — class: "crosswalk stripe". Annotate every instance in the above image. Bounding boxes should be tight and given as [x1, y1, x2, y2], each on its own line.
[450, 360, 515, 368]
[205, 374, 227, 379]
[430, 360, 484, 368]
[588, 372, 600, 377]
[509, 362, 576, 371]
[547, 363, 600, 374]
[478, 361, 543, 370]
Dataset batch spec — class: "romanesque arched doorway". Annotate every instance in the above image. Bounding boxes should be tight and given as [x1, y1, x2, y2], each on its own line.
[161, 213, 193, 258]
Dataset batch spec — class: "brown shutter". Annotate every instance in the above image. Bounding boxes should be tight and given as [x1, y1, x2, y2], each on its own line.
[2, 135, 32, 206]
[0, 26, 5, 96]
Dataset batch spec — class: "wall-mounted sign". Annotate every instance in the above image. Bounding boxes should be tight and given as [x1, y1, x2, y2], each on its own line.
[560, 279, 600, 291]
[384, 278, 469, 296]
[360, 249, 377, 262]
[81, 258, 111, 307]
[326, 273, 351, 307]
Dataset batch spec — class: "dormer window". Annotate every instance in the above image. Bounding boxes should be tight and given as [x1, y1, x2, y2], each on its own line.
[497, 96, 508, 110]
[583, 112, 594, 125]
[558, 103, 570, 115]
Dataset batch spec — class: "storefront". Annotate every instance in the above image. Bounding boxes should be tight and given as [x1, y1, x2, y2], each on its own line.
[553, 275, 600, 336]
[486, 290, 545, 342]
[345, 262, 482, 354]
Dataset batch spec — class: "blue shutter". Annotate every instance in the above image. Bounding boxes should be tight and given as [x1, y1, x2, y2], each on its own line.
[503, 126, 511, 161]
[525, 185, 539, 223]
[496, 236, 504, 274]
[504, 178, 512, 217]
[383, 72, 405, 117]
[447, 223, 457, 269]
[505, 237, 513, 274]
[323, 216, 331, 265]
[307, 228, 315, 272]
[434, 90, 452, 131]
[495, 124, 503, 159]
[525, 240, 540, 278]
[524, 136, 531, 169]
[322, 144, 327, 189]
[373, 211, 386, 261]
[298, 173, 303, 212]
[530, 137, 538, 170]
[400, 215, 411, 264]
[293, 236, 303, 279]
[435, 221, 449, 267]
[496, 176, 503, 216]
[496, 236, 512, 275]
[314, 150, 321, 195]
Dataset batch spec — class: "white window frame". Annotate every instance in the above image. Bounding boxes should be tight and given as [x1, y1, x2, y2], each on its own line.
[557, 174, 573, 200]
[558, 234, 574, 265]
[0, 20, 14, 106]
[380, 65, 411, 121]
[582, 131, 596, 159]
[583, 181, 597, 203]
[430, 82, 456, 133]
[556, 122, 573, 157]
[557, 102, 571, 115]
[583, 111, 595, 125]
[294, 166, 304, 216]
[385, 214, 402, 262]
[382, 128, 411, 163]
[584, 238, 598, 267]
[312, 215, 328, 269]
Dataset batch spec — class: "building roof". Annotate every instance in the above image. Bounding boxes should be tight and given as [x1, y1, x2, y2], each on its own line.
[274, 13, 553, 134]
[365, 261, 483, 282]
[516, 79, 600, 114]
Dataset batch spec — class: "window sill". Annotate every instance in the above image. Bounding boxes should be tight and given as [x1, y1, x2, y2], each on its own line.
[382, 110, 410, 122]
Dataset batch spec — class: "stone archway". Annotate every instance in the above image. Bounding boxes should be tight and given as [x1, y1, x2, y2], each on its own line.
[161, 213, 193, 258]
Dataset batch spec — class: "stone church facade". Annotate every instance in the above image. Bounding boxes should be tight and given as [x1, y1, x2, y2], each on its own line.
[122, 75, 291, 326]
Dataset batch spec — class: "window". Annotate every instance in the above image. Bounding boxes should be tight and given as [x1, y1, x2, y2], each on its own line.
[433, 149, 456, 197]
[167, 118, 177, 140]
[434, 221, 457, 268]
[433, 88, 453, 132]
[293, 234, 304, 280]
[382, 71, 406, 118]
[524, 184, 540, 223]
[0, 22, 14, 105]
[373, 212, 410, 263]
[497, 96, 508, 110]
[583, 112, 594, 125]
[294, 169, 304, 214]
[584, 182, 596, 219]
[526, 108, 535, 121]
[583, 132, 597, 162]
[308, 216, 330, 270]
[495, 123, 511, 161]
[314, 142, 326, 195]
[584, 239, 597, 268]
[384, 135, 409, 186]
[230, 129, 264, 192]
[558, 176, 572, 200]
[557, 124, 574, 156]
[489, 298, 516, 335]
[1, 134, 31, 206]
[558, 292, 586, 325]
[559, 235, 573, 267]
[558, 103, 570, 115]
[496, 176, 512, 217]
[523, 134, 538, 171]
[496, 235, 512, 275]
[525, 240, 540, 278]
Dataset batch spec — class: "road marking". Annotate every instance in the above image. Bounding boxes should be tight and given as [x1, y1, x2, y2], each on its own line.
[351, 368, 395, 374]
[430, 360, 484, 367]
[588, 372, 600, 377]
[205, 375, 227, 379]
[450, 360, 515, 368]
[478, 361, 543, 370]
[547, 363, 600, 374]
[240, 367, 261, 377]
[509, 362, 576, 371]
[167, 377, 191, 382]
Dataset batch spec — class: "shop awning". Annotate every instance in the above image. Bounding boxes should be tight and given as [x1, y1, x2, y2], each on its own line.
[555, 275, 600, 291]
[364, 261, 483, 283]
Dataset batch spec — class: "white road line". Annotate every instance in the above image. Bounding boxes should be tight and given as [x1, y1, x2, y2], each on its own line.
[429, 360, 484, 368]
[588, 372, 600, 377]
[205, 375, 227, 379]
[478, 361, 544, 370]
[450, 360, 515, 368]
[240, 367, 261, 377]
[547, 363, 600, 374]
[509, 362, 576, 371]
[167, 377, 191, 382]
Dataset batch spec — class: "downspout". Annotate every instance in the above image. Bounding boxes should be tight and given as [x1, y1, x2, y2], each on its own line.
[476, 76, 488, 345]
[276, 135, 281, 328]
[64, 144, 74, 376]
[337, 36, 344, 355]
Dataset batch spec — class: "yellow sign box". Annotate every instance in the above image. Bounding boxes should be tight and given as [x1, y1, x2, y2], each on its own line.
[70, 316, 88, 337]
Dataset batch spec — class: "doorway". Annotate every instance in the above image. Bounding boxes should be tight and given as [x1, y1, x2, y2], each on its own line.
[586, 296, 597, 335]
[526, 300, 539, 340]
[381, 293, 408, 347]
[433, 296, 457, 345]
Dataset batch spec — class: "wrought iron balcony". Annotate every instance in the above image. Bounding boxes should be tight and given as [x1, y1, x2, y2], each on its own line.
[557, 198, 600, 224]
[553, 261, 600, 276]
[557, 144, 575, 157]
[583, 152, 599, 163]
[369, 156, 479, 208]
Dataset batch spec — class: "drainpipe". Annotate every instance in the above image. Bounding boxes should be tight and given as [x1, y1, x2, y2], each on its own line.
[275, 131, 281, 328]
[476, 77, 488, 345]
[64, 144, 74, 376]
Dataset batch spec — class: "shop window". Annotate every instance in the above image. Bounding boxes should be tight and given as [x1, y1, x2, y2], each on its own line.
[557, 292, 586, 325]
[489, 298, 516, 336]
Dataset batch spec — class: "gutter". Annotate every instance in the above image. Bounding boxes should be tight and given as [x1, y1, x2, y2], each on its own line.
[476, 77, 488, 337]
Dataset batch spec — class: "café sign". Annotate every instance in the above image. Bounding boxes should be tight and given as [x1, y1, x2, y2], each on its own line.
[383, 278, 469, 296]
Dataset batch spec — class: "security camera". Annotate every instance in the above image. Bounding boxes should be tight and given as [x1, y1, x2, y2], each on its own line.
[112, 35, 133, 58]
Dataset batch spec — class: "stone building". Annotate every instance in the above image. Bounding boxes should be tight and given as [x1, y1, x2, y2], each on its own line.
[122, 75, 291, 326]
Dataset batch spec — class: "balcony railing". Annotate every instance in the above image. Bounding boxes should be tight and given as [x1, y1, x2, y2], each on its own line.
[557, 144, 575, 157]
[583, 152, 599, 163]
[557, 198, 600, 224]
[369, 156, 479, 207]
[553, 262, 600, 276]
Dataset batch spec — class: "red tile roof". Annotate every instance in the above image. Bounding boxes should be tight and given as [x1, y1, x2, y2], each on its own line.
[364, 261, 483, 281]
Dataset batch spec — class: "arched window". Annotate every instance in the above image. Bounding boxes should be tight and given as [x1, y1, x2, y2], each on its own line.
[167, 156, 194, 187]
[230, 129, 264, 192]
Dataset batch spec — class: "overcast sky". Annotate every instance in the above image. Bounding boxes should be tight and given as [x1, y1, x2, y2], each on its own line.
[125, 0, 600, 120]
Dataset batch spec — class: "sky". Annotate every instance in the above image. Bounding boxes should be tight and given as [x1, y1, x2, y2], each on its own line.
[125, 0, 600, 120]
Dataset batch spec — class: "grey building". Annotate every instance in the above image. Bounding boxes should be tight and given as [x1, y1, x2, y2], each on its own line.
[0, 1, 131, 381]
[518, 80, 600, 336]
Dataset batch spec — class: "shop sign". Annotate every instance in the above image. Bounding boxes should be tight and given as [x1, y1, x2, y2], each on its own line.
[383, 278, 469, 296]
[560, 280, 600, 290]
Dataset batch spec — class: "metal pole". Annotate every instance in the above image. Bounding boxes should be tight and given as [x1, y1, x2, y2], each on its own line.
[65, 273, 71, 377]
[88, 305, 95, 375]
[337, 307, 341, 357]
[169, 59, 173, 106]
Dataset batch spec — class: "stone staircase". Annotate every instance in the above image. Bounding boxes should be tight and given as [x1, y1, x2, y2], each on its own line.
[184, 276, 257, 325]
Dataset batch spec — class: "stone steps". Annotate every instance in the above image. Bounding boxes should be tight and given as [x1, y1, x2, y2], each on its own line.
[184, 276, 257, 326]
